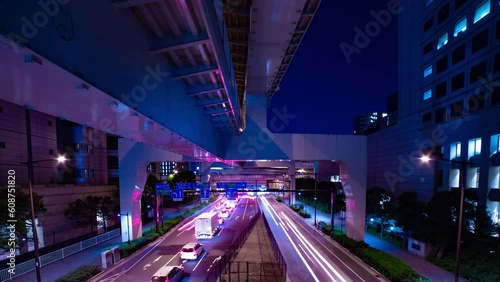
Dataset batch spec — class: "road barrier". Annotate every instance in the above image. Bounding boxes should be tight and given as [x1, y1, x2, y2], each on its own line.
[0, 229, 120, 281]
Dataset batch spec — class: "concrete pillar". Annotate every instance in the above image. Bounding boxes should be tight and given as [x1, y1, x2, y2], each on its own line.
[118, 159, 147, 242]
[200, 162, 214, 182]
[338, 160, 366, 241]
[288, 161, 296, 205]
[118, 138, 183, 242]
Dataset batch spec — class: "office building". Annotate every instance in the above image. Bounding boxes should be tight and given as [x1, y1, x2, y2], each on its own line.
[367, 0, 500, 224]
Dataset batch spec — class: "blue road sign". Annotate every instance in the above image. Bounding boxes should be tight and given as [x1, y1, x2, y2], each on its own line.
[200, 188, 210, 200]
[155, 183, 170, 195]
[216, 182, 247, 189]
[171, 189, 184, 201]
[198, 182, 210, 189]
[226, 188, 238, 200]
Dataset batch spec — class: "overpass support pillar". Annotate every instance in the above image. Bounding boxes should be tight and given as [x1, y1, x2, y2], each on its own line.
[288, 161, 296, 205]
[200, 162, 214, 182]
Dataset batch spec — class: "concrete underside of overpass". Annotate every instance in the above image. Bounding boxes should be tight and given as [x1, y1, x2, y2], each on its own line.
[0, 0, 368, 241]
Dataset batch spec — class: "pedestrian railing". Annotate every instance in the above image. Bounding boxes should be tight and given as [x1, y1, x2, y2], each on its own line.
[0, 229, 120, 281]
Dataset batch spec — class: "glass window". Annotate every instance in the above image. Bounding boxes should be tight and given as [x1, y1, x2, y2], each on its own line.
[437, 32, 449, 49]
[468, 138, 482, 157]
[473, 0, 490, 24]
[423, 89, 432, 100]
[424, 66, 433, 77]
[451, 142, 461, 159]
[454, 16, 467, 37]
[498, 135, 500, 152]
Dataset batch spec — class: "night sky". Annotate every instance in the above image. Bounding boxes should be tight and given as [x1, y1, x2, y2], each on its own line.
[268, 0, 398, 135]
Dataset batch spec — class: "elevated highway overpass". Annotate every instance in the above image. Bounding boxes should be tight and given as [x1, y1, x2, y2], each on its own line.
[0, 0, 368, 241]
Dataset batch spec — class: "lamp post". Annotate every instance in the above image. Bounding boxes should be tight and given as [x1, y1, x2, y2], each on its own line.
[314, 172, 317, 226]
[420, 155, 472, 282]
[118, 212, 131, 244]
[21, 156, 67, 282]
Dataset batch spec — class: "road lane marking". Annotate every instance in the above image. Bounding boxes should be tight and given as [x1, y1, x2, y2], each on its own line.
[207, 255, 222, 272]
[242, 198, 249, 219]
[278, 222, 320, 282]
[143, 263, 152, 271]
[165, 253, 179, 265]
[193, 252, 207, 271]
[285, 209, 367, 282]
[298, 244, 316, 266]
[153, 256, 162, 263]
[218, 227, 225, 236]
[283, 213, 348, 282]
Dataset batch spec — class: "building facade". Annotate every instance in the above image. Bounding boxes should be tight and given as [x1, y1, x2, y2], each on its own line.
[0, 99, 119, 249]
[367, 0, 500, 224]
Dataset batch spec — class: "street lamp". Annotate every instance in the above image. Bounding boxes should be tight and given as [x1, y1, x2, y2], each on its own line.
[420, 155, 473, 282]
[21, 155, 67, 282]
[314, 172, 318, 226]
[117, 212, 131, 244]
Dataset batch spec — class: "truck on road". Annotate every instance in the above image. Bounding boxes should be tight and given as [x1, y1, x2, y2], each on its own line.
[194, 212, 219, 238]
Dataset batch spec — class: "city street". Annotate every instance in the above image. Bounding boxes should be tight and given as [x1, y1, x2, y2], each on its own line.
[90, 196, 258, 282]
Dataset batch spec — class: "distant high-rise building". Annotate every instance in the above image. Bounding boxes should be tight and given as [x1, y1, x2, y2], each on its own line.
[353, 112, 387, 135]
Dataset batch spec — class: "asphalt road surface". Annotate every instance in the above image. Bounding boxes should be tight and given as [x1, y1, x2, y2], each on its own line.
[90, 196, 258, 282]
[260, 196, 387, 282]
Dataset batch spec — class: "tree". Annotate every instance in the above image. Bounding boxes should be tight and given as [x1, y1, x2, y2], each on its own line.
[424, 189, 479, 258]
[366, 187, 396, 237]
[65, 195, 115, 234]
[142, 174, 160, 217]
[172, 171, 196, 184]
[395, 191, 425, 233]
[96, 196, 115, 232]
[394, 191, 425, 247]
[0, 188, 47, 253]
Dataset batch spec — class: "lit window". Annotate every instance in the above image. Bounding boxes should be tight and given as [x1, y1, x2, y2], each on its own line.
[423, 89, 432, 100]
[454, 16, 467, 37]
[437, 32, 448, 49]
[451, 142, 461, 159]
[473, 0, 490, 24]
[498, 135, 500, 152]
[424, 66, 433, 77]
[468, 138, 482, 157]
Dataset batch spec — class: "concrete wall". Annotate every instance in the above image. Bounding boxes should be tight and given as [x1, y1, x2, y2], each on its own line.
[0, 100, 58, 187]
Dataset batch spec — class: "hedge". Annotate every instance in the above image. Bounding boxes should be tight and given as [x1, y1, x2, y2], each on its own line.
[332, 234, 422, 282]
[55, 265, 101, 282]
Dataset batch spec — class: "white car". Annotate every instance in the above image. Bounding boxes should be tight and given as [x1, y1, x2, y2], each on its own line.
[180, 242, 204, 260]
[219, 209, 230, 218]
[150, 265, 184, 282]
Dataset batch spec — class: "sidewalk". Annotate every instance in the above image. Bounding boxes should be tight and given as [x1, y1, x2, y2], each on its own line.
[293, 200, 469, 282]
[8, 201, 201, 282]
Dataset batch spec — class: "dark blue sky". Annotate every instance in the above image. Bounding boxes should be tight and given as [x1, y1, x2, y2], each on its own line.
[268, 0, 398, 134]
